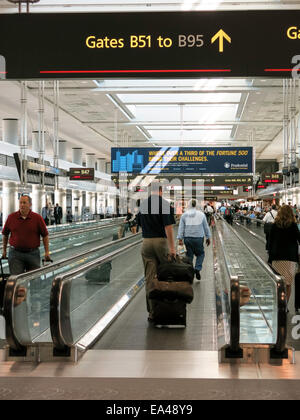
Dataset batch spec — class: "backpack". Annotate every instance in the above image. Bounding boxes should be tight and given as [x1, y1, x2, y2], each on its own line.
[225, 208, 231, 216]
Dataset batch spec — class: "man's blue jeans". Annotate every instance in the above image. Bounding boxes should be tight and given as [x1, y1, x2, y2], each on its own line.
[8, 248, 41, 275]
[184, 237, 205, 271]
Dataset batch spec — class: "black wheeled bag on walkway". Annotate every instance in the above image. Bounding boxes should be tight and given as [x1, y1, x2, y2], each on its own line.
[157, 256, 194, 284]
[149, 256, 193, 327]
[0, 258, 10, 315]
[86, 261, 112, 284]
[295, 272, 300, 312]
[151, 298, 186, 327]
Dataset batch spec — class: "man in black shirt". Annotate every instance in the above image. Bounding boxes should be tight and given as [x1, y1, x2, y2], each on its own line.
[138, 183, 176, 321]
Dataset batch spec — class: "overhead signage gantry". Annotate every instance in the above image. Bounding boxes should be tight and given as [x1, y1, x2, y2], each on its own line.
[0, 10, 300, 79]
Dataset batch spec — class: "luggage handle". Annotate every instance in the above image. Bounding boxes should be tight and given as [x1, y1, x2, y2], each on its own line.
[168, 254, 181, 263]
[42, 258, 54, 265]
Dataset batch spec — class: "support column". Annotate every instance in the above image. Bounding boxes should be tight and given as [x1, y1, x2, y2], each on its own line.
[2, 181, 18, 225]
[59, 140, 67, 161]
[91, 193, 96, 216]
[86, 191, 92, 210]
[72, 190, 82, 222]
[55, 188, 67, 223]
[2, 118, 18, 145]
[97, 158, 106, 173]
[32, 184, 46, 215]
[86, 153, 96, 169]
[97, 192, 105, 216]
[72, 148, 83, 166]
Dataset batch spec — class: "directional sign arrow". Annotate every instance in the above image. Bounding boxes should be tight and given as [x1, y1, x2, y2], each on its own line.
[211, 29, 231, 53]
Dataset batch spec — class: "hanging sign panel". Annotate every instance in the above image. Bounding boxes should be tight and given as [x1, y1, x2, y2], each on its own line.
[1, 11, 300, 79]
[262, 173, 283, 184]
[69, 168, 95, 181]
[111, 147, 253, 174]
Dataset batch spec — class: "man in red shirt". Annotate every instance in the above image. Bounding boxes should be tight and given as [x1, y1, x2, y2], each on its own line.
[2, 195, 51, 275]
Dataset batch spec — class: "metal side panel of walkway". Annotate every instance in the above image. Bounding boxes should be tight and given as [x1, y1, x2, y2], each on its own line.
[232, 220, 300, 351]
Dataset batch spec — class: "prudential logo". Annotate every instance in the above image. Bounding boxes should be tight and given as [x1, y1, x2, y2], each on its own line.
[224, 162, 230, 169]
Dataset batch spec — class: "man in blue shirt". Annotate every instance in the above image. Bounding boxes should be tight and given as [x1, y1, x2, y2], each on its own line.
[138, 183, 176, 321]
[177, 199, 211, 281]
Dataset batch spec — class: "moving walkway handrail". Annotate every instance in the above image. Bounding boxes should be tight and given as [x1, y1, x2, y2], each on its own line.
[3, 232, 142, 352]
[0, 219, 123, 253]
[224, 218, 287, 354]
[50, 238, 143, 352]
[214, 218, 240, 353]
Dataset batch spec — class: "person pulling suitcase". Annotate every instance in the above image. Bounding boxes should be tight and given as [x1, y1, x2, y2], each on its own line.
[177, 199, 211, 281]
[137, 181, 176, 322]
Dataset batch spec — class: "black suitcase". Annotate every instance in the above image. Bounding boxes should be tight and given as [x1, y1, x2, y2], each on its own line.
[86, 261, 112, 284]
[157, 257, 194, 284]
[0, 258, 10, 315]
[150, 298, 186, 328]
[295, 272, 300, 312]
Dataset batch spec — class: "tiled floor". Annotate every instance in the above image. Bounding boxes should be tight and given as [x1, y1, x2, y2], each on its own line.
[0, 350, 300, 399]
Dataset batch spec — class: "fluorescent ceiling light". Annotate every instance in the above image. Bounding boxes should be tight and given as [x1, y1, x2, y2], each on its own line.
[181, 0, 198, 11]
[195, 0, 221, 10]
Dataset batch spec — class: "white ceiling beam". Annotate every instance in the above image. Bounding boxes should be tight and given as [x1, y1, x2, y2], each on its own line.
[83, 120, 283, 126]
[1, 1, 300, 13]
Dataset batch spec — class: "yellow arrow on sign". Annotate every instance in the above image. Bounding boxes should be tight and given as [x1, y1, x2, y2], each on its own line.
[211, 29, 231, 53]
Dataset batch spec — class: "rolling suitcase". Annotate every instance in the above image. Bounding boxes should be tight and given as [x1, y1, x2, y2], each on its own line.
[0, 258, 10, 315]
[295, 272, 300, 312]
[157, 256, 194, 284]
[150, 298, 186, 328]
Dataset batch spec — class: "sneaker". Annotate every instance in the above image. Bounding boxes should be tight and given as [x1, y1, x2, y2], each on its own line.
[195, 270, 201, 280]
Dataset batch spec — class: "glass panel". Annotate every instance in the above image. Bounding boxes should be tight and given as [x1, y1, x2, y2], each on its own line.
[217, 219, 277, 344]
[61, 242, 144, 344]
[234, 214, 265, 240]
[213, 224, 231, 349]
[48, 223, 125, 261]
[10, 234, 141, 346]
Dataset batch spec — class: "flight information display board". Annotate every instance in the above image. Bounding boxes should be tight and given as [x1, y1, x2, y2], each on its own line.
[262, 173, 283, 184]
[111, 147, 253, 174]
[1, 11, 300, 78]
[69, 168, 95, 181]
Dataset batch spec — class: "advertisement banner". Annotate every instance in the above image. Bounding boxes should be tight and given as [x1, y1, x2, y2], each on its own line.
[111, 147, 253, 175]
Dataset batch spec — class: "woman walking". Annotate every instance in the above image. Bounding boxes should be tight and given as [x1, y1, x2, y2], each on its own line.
[269, 205, 300, 303]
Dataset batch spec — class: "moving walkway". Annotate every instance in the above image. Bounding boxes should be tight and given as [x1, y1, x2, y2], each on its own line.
[1, 217, 292, 364]
[0, 217, 126, 270]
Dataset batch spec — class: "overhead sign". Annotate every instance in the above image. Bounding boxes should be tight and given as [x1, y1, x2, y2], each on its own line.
[262, 173, 283, 184]
[111, 147, 253, 175]
[69, 168, 95, 181]
[200, 175, 253, 186]
[216, 189, 234, 195]
[204, 196, 218, 201]
[1, 11, 300, 78]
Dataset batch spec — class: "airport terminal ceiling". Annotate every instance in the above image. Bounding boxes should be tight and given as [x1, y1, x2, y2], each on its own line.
[0, 0, 298, 166]
[0, 78, 290, 166]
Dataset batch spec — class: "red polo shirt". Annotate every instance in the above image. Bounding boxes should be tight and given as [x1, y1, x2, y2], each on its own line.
[2, 210, 49, 249]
